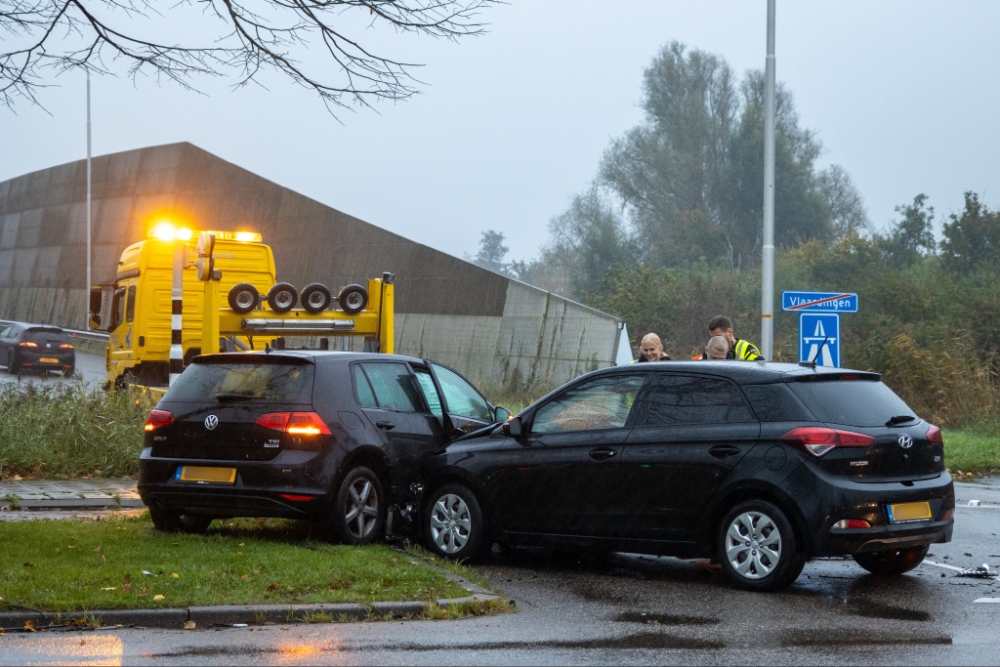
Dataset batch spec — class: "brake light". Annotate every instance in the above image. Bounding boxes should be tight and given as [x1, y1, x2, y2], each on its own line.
[19, 341, 37, 347]
[59, 343, 74, 349]
[144, 409, 174, 432]
[833, 519, 871, 529]
[256, 412, 331, 436]
[279, 494, 316, 502]
[926, 424, 943, 443]
[942, 509, 954, 520]
[780, 426, 875, 457]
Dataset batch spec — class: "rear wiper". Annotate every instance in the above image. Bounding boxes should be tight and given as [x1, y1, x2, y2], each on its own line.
[886, 415, 917, 427]
[214, 392, 263, 402]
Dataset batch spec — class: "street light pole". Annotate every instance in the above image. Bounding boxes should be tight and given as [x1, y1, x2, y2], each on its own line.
[86, 70, 92, 330]
[761, 0, 776, 360]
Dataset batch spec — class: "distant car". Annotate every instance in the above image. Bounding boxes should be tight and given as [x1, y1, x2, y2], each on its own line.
[137, 351, 510, 544]
[418, 361, 955, 592]
[0, 322, 76, 376]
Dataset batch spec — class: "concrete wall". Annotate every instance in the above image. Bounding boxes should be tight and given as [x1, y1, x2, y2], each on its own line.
[0, 143, 622, 390]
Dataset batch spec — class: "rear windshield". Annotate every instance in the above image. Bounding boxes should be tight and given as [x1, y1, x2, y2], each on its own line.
[26, 328, 68, 343]
[163, 362, 315, 403]
[786, 379, 914, 428]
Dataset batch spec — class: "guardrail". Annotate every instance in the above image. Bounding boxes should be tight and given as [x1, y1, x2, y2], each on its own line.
[0, 320, 109, 343]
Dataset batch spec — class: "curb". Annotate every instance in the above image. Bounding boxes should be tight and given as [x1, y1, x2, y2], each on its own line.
[0, 594, 503, 630]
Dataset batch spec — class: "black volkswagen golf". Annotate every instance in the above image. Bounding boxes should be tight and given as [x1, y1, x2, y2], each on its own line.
[419, 361, 955, 591]
[138, 351, 509, 543]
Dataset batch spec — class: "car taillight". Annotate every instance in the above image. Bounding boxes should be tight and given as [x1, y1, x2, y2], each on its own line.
[833, 519, 871, 529]
[279, 494, 316, 502]
[926, 424, 943, 443]
[780, 426, 875, 457]
[59, 343, 74, 349]
[256, 412, 331, 436]
[19, 341, 37, 347]
[144, 409, 174, 432]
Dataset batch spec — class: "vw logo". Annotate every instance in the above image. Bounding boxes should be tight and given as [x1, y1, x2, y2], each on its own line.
[898, 435, 913, 449]
[204, 415, 219, 431]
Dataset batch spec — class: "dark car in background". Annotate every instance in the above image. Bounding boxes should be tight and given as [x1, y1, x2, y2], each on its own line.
[138, 351, 509, 544]
[0, 322, 76, 376]
[419, 361, 955, 592]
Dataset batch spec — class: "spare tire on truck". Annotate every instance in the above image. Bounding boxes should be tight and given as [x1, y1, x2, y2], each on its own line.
[338, 284, 368, 315]
[228, 283, 260, 314]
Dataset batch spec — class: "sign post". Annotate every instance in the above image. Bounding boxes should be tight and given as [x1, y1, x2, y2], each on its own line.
[782, 291, 859, 367]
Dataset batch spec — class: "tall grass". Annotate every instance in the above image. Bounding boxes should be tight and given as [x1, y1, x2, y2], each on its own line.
[0, 382, 152, 478]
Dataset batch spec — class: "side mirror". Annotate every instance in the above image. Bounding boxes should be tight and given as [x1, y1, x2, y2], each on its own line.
[493, 406, 512, 423]
[504, 416, 524, 438]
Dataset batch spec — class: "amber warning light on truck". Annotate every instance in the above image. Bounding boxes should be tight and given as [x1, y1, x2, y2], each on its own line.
[147, 222, 262, 244]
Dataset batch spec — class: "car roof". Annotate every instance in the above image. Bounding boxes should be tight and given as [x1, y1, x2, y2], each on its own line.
[2, 322, 64, 333]
[593, 360, 881, 384]
[193, 350, 427, 366]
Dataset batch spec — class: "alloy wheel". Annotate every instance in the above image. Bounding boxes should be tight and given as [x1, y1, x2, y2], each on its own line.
[344, 478, 379, 539]
[429, 493, 472, 554]
[724, 510, 782, 579]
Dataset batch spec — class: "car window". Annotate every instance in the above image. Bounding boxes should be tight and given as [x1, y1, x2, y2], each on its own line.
[111, 287, 126, 331]
[352, 365, 378, 408]
[787, 379, 913, 428]
[163, 362, 314, 403]
[431, 363, 492, 422]
[25, 328, 68, 344]
[414, 369, 444, 417]
[642, 374, 755, 426]
[0, 327, 11, 339]
[532, 374, 646, 434]
[359, 362, 422, 412]
[125, 285, 136, 323]
[741, 383, 814, 422]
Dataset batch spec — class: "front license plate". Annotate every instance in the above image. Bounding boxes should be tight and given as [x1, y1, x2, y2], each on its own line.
[177, 466, 237, 484]
[40, 357, 59, 363]
[888, 501, 932, 523]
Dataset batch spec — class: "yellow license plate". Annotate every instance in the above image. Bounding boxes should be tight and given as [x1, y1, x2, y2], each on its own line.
[40, 357, 59, 363]
[889, 501, 932, 523]
[178, 466, 237, 484]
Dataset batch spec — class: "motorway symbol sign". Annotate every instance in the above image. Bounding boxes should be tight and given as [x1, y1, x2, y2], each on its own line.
[799, 313, 840, 367]
[782, 291, 858, 313]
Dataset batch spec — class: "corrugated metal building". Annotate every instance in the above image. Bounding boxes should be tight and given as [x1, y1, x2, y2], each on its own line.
[0, 143, 625, 390]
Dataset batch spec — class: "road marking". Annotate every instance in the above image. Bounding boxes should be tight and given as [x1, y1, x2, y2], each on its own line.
[973, 598, 1000, 604]
[922, 560, 965, 572]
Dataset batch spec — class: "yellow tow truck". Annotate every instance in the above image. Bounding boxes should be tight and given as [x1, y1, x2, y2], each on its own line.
[89, 222, 394, 394]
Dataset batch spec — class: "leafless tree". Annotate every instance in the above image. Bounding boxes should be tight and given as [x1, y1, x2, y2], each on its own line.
[0, 0, 497, 111]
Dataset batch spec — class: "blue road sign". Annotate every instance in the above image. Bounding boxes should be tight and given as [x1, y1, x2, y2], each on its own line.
[799, 313, 840, 367]
[782, 291, 858, 313]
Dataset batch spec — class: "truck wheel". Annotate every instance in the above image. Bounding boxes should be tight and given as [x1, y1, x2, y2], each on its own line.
[300, 283, 332, 314]
[853, 545, 928, 576]
[268, 282, 298, 314]
[228, 283, 260, 314]
[338, 284, 368, 315]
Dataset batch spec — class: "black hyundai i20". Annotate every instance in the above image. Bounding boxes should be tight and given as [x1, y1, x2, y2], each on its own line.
[419, 361, 955, 591]
[138, 351, 508, 543]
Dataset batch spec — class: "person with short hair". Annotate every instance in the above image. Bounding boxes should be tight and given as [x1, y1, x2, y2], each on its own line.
[704, 335, 729, 360]
[706, 315, 762, 361]
[631, 333, 671, 363]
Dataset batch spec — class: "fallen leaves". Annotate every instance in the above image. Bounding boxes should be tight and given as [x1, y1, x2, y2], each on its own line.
[22, 562, 32, 567]
[183, 620, 196, 630]
[23, 620, 34, 632]
[120, 584, 133, 592]
[266, 584, 281, 592]
[153, 595, 164, 601]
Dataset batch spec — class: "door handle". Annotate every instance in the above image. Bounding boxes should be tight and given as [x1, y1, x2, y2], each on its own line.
[376, 421, 395, 430]
[709, 445, 741, 459]
[589, 448, 618, 462]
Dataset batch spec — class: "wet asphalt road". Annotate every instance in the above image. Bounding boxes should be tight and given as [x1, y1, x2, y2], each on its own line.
[0, 351, 107, 391]
[3, 479, 999, 665]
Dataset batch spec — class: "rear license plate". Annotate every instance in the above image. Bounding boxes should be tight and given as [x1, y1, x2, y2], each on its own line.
[176, 466, 237, 484]
[40, 357, 59, 363]
[888, 501, 932, 523]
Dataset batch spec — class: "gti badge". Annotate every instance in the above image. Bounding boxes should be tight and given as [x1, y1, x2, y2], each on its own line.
[204, 415, 219, 430]
[898, 435, 913, 449]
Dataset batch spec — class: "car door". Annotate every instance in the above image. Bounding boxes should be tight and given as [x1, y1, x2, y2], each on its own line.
[492, 372, 648, 538]
[0, 325, 18, 366]
[618, 373, 760, 542]
[426, 362, 496, 434]
[352, 361, 446, 497]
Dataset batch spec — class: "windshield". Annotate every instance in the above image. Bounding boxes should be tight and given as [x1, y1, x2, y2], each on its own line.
[163, 362, 315, 403]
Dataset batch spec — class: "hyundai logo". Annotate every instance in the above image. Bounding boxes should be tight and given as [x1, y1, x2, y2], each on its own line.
[204, 415, 219, 430]
[898, 435, 913, 449]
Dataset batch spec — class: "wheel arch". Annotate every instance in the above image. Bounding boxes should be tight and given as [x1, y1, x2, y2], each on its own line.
[335, 445, 391, 496]
[702, 482, 814, 558]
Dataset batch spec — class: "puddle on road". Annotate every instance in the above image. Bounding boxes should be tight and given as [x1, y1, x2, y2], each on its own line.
[782, 630, 951, 647]
[848, 601, 931, 622]
[615, 612, 720, 626]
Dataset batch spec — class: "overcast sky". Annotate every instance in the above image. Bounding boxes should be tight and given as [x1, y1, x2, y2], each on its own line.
[3, 1, 999, 263]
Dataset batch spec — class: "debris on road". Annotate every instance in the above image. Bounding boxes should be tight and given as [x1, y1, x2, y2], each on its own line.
[955, 564, 998, 579]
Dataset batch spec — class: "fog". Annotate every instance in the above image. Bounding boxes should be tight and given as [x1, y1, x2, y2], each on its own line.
[2, 1, 999, 262]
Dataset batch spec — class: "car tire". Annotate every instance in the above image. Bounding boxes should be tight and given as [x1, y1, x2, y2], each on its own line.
[267, 282, 298, 314]
[7, 349, 20, 375]
[338, 284, 368, 315]
[852, 545, 928, 576]
[717, 499, 805, 592]
[300, 283, 332, 314]
[148, 505, 213, 534]
[328, 466, 386, 546]
[423, 483, 489, 563]
[64, 365, 75, 378]
[228, 283, 260, 314]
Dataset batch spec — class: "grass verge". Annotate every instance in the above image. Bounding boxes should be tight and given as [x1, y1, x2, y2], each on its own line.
[944, 429, 1000, 477]
[0, 514, 475, 613]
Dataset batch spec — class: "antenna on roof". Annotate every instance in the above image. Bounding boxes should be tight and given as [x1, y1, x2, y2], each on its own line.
[799, 337, 829, 369]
